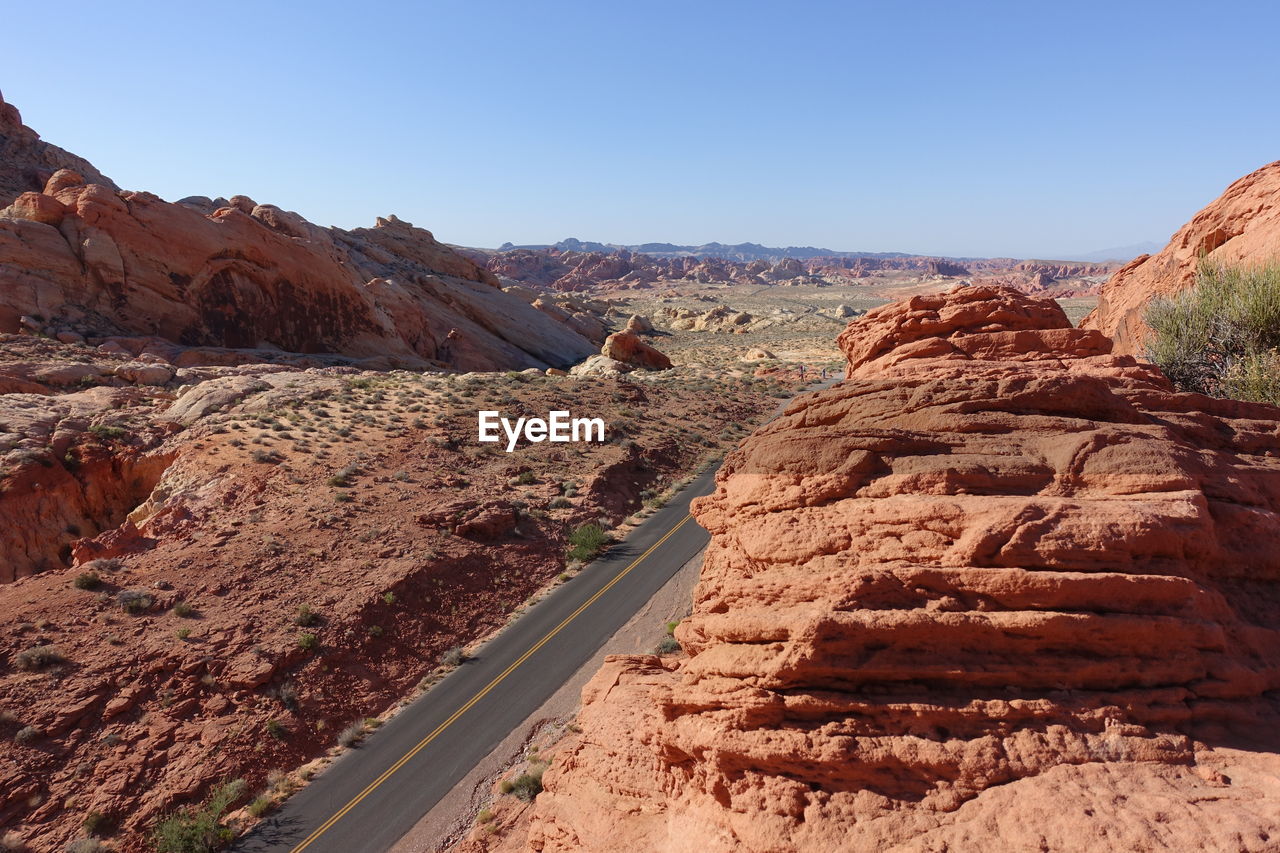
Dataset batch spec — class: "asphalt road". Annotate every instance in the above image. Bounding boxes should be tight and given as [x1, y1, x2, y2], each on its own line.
[232, 462, 723, 853]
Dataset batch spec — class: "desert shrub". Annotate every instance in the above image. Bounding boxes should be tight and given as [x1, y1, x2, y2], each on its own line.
[655, 635, 682, 654]
[566, 524, 609, 562]
[337, 722, 365, 748]
[173, 601, 196, 618]
[117, 589, 153, 614]
[88, 424, 126, 440]
[64, 840, 104, 853]
[294, 604, 321, 627]
[14, 725, 41, 745]
[504, 767, 544, 802]
[296, 632, 318, 651]
[1146, 261, 1280, 403]
[269, 682, 298, 710]
[549, 496, 572, 509]
[150, 778, 245, 853]
[1, 830, 27, 851]
[439, 645, 466, 668]
[176, 628, 191, 641]
[14, 644, 64, 670]
[250, 449, 283, 464]
[83, 558, 123, 573]
[326, 464, 360, 487]
[512, 471, 536, 485]
[82, 811, 108, 835]
[73, 571, 101, 590]
[246, 795, 273, 818]
[266, 719, 285, 739]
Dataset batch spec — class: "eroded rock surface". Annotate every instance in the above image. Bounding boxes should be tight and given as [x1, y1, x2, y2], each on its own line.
[1084, 160, 1280, 353]
[0, 91, 596, 372]
[508, 285, 1280, 852]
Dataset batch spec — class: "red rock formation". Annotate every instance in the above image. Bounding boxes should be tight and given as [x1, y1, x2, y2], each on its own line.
[510, 285, 1280, 852]
[600, 331, 672, 370]
[1084, 161, 1280, 353]
[0, 93, 596, 372]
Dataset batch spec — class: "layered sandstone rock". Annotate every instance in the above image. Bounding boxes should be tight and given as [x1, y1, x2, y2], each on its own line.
[1084, 161, 1280, 354]
[512, 285, 1280, 852]
[0, 92, 596, 372]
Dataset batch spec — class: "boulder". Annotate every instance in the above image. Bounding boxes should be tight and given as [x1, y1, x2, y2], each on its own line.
[600, 331, 672, 371]
[115, 361, 177, 385]
[624, 314, 653, 334]
[1, 190, 66, 225]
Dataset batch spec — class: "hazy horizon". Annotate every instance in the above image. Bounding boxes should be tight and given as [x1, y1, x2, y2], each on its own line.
[5, 0, 1278, 258]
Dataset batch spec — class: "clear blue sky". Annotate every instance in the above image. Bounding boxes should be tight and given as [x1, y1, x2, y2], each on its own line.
[4, 1, 1278, 258]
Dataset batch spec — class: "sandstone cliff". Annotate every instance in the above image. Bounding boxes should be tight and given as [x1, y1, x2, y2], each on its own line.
[0, 91, 596, 372]
[503, 286, 1280, 852]
[1084, 161, 1280, 354]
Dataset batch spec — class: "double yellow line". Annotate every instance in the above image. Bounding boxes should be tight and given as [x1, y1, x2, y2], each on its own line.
[289, 514, 695, 852]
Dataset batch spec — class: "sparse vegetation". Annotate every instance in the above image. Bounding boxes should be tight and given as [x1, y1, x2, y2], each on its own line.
[294, 604, 321, 627]
[246, 795, 274, 818]
[500, 766, 545, 802]
[269, 682, 299, 711]
[14, 644, 64, 670]
[440, 645, 467, 667]
[14, 725, 41, 745]
[150, 778, 245, 853]
[1146, 261, 1280, 404]
[566, 523, 609, 562]
[73, 571, 101, 590]
[82, 811, 108, 836]
[117, 589, 153, 614]
[337, 721, 366, 748]
[296, 632, 318, 651]
[655, 635, 682, 654]
[64, 840, 105, 853]
[88, 424, 126, 440]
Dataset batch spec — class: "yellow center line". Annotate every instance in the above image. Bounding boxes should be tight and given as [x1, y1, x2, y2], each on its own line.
[289, 513, 696, 852]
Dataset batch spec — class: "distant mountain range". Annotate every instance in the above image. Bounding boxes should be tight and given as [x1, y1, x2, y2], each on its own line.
[493, 238, 995, 262]
[1046, 242, 1164, 263]
[491, 237, 1159, 264]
